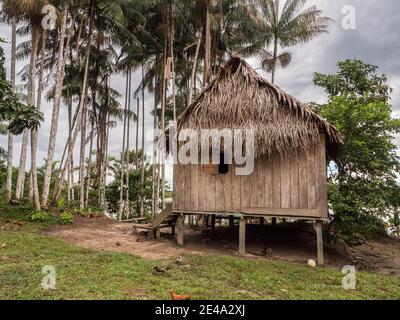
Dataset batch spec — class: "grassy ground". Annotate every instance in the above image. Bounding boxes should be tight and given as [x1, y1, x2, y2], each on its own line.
[0, 205, 399, 300]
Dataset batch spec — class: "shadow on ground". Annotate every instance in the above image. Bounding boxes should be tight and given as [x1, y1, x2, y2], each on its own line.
[46, 216, 400, 275]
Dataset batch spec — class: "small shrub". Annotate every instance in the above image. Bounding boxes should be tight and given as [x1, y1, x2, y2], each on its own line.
[56, 197, 66, 209]
[30, 211, 54, 223]
[58, 211, 74, 225]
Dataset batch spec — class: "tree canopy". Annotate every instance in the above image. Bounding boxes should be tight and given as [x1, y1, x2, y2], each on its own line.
[314, 59, 400, 243]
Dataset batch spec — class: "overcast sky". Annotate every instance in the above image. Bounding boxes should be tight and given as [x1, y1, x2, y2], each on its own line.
[0, 0, 399, 185]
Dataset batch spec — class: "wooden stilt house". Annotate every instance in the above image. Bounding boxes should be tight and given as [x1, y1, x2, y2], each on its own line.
[171, 56, 343, 265]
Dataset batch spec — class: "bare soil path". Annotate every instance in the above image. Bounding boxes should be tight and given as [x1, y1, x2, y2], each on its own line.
[46, 216, 400, 275]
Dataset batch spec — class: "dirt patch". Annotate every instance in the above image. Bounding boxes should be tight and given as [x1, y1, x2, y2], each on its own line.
[348, 238, 400, 276]
[46, 216, 194, 260]
[1, 219, 24, 232]
[46, 216, 400, 275]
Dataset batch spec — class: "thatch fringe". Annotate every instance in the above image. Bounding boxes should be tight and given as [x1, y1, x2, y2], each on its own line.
[178, 56, 343, 158]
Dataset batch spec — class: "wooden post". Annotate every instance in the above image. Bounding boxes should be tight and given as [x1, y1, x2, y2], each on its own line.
[239, 217, 246, 255]
[177, 214, 184, 246]
[260, 217, 265, 234]
[315, 220, 325, 266]
[155, 228, 161, 240]
[211, 215, 216, 232]
[189, 215, 193, 228]
[229, 216, 234, 228]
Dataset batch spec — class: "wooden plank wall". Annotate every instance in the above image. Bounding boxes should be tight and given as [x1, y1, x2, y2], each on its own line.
[173, 135, 328, 218]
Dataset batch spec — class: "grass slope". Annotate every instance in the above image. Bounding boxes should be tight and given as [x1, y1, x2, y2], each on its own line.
[0, 206, 399, 300]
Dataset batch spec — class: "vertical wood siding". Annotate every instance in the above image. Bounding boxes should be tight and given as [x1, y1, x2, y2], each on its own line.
[173, 135, 328, 218]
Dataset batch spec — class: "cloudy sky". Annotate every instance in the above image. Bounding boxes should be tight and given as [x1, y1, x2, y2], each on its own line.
[0, 0, 399, 185]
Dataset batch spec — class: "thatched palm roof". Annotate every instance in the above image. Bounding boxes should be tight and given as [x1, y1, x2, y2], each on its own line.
[178, 56, 343, 158]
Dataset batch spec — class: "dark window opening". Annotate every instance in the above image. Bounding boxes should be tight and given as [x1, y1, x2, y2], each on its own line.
[219, 153, 229, 174]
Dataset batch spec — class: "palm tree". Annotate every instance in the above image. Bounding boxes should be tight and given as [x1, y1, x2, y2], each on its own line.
[119, 72, 129, 219]
[52, 0, 129, 207]
[3, 0, 48, 206]
[5, 16, 17, 203]
[139, 62, 146, 216]
[52, 0, 96, 206]
[29, 23, 42, 210]
[30, 25, 49, 210]
[254, 0, 332, 83]
[41, 6, 70, 208]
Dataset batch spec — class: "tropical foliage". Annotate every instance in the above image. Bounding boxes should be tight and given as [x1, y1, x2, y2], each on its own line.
[314, 59, 400, 243]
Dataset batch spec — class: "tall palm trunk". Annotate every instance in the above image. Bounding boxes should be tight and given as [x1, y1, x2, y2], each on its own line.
[168, 0, 177, 123]
[98, 78, 109, 208]
[29, 26, 41, 210]
[152, 76, 159, 217]
[119, 72, 129, 220]
[42, 8, 69, 207]
[135, 97, 140, 214]
[32, 28, 47, 208]
[271, 0, 279, 84]
[125, 70, 132, 216]
[15, 136, 29, 201]
[140, 63, 145, 217]
[67, 95, 73, 205]
[160, 44, 167, 211]
[188, 27, 202, 106]
[100, 113, 110, 209]
[52, 0, 95, 206]
[203, 7, 212, 86]
[85, 119, 94, 208]
[28, 171, 33, 201]
[79, 94, 88, 211]
[6, 17, 16, 203]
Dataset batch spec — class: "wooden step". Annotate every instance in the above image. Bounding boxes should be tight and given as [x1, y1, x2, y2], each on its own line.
[151, 204, 174, 228]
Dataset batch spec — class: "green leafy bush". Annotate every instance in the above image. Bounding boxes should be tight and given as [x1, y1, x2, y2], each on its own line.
[314, 59, 400, 244]
[30, 211, 54, 223]
[58, 211, 74, 225]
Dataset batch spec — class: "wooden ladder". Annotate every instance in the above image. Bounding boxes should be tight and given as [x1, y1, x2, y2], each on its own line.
[132, 205, 178, 240]
[151, 204, 177, 228]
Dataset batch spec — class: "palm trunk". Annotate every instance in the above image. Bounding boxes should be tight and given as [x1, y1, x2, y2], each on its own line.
[98, 77, 109, 209]
[52, 0, 95, 206]
[155, 150, 160, 216]
[160, 44, 167, 211]
[29, 170, 33, 201]
[271, 37, 278, 84]
[6, 129, 14, 202]
[85, 119, 94, 208]
[188, 27, 202, 106]
[271, 0, 279, 84]
[152, 76, 159, 217]
[79, 96, 88, 211]
[6, 17, 16, 203]
[67, 96, 72, 205]
[140, 63, 145, 217]
[29, 27, 41, 210]
[168, 0, 177, 123]
[100, 113, 110, 209]
[135, 97, 140, 214]
[203, 7, 212, 86]
[125, 70, 132, 216]
[41, 8, 69, 207]
[15, 136, 29, 201]
[32, 28, 47, 209]
[119, 72, 129, 220]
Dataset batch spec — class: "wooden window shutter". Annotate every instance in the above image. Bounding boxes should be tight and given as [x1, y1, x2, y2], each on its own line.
[203, 164, 219, 175]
